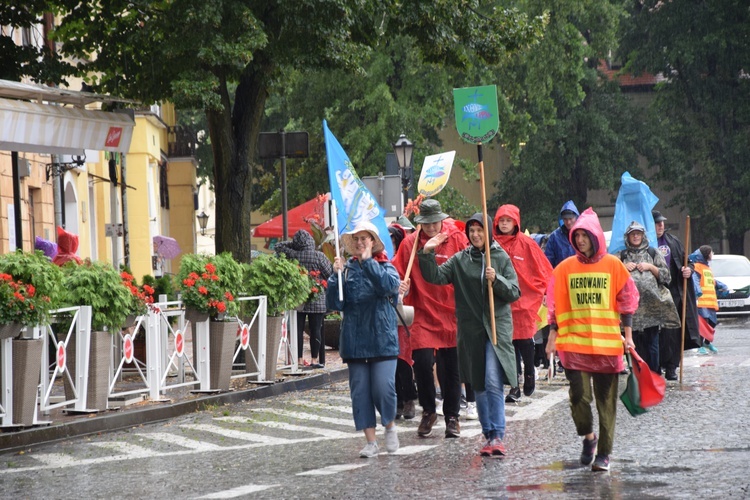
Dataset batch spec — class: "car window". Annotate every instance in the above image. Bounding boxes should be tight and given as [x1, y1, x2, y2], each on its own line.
[711, 257, 750, 277]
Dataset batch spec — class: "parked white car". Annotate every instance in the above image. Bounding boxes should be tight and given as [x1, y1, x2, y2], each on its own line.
[710, 254, 750, 315]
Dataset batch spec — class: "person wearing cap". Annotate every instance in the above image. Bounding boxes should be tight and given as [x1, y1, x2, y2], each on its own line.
[619, 221, 680, 373]
[327, 221, 401, 458]
[544, 201, 580, 268]
[546, 208, 639, 472]
[493, 204, 552, 401]
[652, 210, 702, 380]
[418, 213, 520, 456]
[393, 198, 468, 439]
[388, 222, 418, 420]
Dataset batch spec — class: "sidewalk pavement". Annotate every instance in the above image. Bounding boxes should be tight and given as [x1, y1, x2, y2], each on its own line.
[0, 346, 348, 453]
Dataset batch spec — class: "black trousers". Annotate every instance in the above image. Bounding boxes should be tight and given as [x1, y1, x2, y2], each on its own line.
[513, 338, 535, 383]
[296, 312, 325, 363]
[395, 358, 417, 405]
[659, 327, 681, 372]
[412, 347, 461, 420]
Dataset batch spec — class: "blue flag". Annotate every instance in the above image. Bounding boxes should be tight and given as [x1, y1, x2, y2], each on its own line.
[608, 171, 659, 254]
[323, 120, 393, 257]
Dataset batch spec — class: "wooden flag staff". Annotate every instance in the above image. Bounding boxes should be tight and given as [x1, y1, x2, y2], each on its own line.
[477, 143, 497, 344]
[679, 215, 690, 384]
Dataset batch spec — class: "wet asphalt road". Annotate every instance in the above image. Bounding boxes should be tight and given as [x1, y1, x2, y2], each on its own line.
[0, 317, 749, 499]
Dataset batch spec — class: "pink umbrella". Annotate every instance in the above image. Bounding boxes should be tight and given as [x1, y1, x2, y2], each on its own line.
[153, 235, 181, 259]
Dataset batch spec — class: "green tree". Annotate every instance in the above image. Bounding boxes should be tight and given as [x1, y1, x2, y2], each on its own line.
[46, 0, 543, 262]
[619, 0, 750, 252]
[488, 0, 643, 232]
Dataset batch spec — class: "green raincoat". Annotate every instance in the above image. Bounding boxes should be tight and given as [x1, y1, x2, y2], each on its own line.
[418, 241, 520, 390]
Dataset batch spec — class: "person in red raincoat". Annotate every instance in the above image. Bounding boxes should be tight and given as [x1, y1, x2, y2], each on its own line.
[389, 222, 418, 420]
[53, 226, 82, 266]
[494, 204, 552, 401]
[393, 199, 468, 439]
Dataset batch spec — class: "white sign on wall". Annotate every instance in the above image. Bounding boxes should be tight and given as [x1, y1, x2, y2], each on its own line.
[7, 204, 16, 251]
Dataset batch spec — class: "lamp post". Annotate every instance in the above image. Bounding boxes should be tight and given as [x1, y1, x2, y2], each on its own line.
[197, 211, 209, 236]
[392, 134, 414, 209]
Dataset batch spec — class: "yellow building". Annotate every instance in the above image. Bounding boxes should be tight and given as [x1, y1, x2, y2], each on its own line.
[0, 80, 200, 281]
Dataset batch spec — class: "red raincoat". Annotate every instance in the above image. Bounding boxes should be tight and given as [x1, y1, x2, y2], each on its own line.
[53, 226, 82, 266]
[493, 205, 552, 340]
[393, 219, 468, 350]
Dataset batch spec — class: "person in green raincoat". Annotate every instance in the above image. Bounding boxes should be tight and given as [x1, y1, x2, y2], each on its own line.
[418, 213, 520, 457]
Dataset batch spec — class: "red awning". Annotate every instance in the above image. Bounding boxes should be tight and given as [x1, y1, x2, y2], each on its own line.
[252, 194, 329, 239]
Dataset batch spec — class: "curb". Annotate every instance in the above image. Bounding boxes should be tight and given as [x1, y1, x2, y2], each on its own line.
[0, 367, 349, 453]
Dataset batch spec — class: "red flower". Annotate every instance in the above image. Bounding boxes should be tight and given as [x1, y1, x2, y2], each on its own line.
[198, 286, 208, 295]
[205, 263, 216, 274]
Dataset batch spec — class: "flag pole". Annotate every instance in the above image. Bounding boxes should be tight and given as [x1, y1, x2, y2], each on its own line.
[679, 215, 691, 384]
[332, 199, 344, 301]
[403, 225, 422, 283]
[477, 143, 497, 344]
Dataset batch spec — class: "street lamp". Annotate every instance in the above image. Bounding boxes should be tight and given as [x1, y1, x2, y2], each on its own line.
[392, 134, 414, 209]
[196, 211, 209, 236]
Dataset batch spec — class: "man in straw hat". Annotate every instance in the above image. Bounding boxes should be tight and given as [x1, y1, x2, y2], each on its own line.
[327, 221, 401, 458]
[393, 199, 468, 439]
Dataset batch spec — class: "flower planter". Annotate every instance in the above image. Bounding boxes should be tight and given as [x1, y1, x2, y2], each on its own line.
[0, 322, 24, 341]
[208, 320, 237, 391]
[323, 318, 341, 350]
[246, 315, 284, 382]
[63, 330, 112, 411]
[12, 338, 43, 426]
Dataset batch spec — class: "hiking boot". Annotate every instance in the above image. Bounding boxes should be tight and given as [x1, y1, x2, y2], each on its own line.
[384, 425, 399, 453]
[505, 387, 521, 403]
[417, 411, 438, 437]
[490, 437, 506, 456]
[359, 441, 379, 458]
[580, 434, 598, 465]
[665, 368, 678, 381]
[592, 454, 610, 471]
[445, 416, 460, 438]
[403, 400, 416, 420]
[523, 373, 536, 397]
[705, 342, 718, 353]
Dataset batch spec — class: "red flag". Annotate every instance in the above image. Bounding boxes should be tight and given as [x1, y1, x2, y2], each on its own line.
[629, 347, 665, 408]
[698, 315, 715, 342]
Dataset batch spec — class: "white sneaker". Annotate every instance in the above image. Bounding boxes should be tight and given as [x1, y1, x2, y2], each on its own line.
[359, 441, 379, 458]
[384, 425, 399, 453]
[464, 401, 478, 420]
[436, 398, 444, 416]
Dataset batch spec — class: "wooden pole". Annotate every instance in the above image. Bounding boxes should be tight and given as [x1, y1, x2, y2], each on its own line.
[477, 143, 497, 344]
[403, 225, 422, 283]
[679, 215, 691, 384]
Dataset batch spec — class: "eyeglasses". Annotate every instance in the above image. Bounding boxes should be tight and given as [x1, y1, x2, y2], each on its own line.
[351, 236, 372, 243]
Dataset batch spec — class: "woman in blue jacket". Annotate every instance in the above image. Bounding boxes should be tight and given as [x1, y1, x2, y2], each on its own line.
[327, 221, 401, 458]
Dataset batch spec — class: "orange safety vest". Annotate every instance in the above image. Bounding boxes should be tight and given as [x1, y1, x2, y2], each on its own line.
[694, 262, 718, 310]
[553, 255, 631, 356]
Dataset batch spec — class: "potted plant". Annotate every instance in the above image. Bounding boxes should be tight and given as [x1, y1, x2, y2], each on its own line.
[0, 250, 64, 426]
[177, 253, 243, 390]
[243, 254, 311, 381]
[60, 259, 135, 410]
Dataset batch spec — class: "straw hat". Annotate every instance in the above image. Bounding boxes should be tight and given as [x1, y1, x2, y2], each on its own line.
[342, 221, 385, 255]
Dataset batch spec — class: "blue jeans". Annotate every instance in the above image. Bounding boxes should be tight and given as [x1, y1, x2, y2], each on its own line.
[347, 359, 397, 431]
[474, 340, 506, 440]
